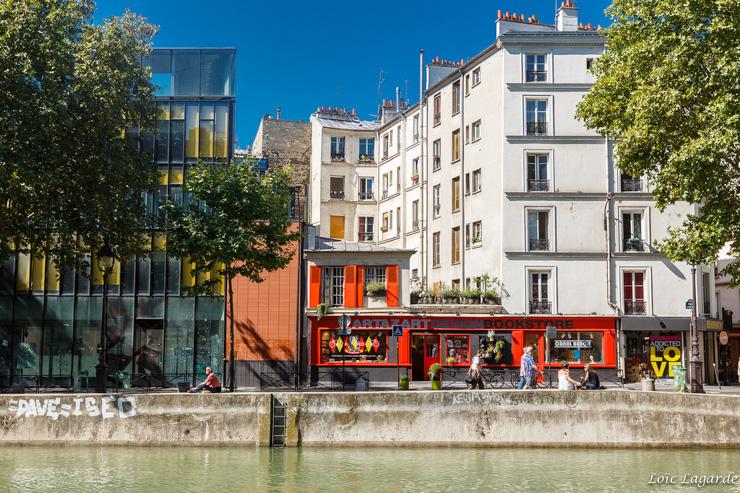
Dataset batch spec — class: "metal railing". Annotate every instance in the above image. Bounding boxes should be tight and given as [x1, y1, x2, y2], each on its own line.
[527, 179, 550, 192]
[623, 238, 645, 252]
[624, 300, 646, 315]
[433, 157, 441, 170]
[307, 370, 370, 391]
[529, 300, 552, 314]
[529, 238, 550, 251]
[358, 192, 374, 200]
[358, 232, 374, 242]
[526, 122, 548, 135]
[330, 153, 345, 162]
[621, 178, 643, 191]
[526, 70, 547, 82]
[329, 190, 345, 199]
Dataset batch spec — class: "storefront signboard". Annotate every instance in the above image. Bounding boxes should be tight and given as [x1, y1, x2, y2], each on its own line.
[553, 340, 592, 349]
[649, 335, 682, 378]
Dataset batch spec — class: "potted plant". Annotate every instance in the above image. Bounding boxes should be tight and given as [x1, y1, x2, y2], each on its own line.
[441, 289, 457, 304]
[411, 173, 419, 184]
[469, 288, 482, 304]
[427, 363, 442, 390]
[450, 288, 463, 304]
[483, 290, 499, 304]
[315, 303, 328, 319]
[366, 281, 387, 308]
[410, 290, 421, 304]
[399, 375, 410, 390]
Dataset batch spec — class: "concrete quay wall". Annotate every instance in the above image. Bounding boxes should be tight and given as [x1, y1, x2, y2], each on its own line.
[1, 390, 738, 447]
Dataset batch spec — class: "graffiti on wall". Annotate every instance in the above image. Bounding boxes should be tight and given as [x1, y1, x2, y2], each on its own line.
[7, 396, 137, 420]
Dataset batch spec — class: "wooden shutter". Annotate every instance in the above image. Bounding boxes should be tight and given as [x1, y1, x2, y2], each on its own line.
[356, 266, 365, 308]
[309, 265, 321, 308]
[386, 265, 399, 307]
[344, 265, 356, 308]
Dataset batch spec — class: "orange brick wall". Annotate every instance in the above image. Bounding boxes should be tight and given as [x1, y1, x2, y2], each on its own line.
[225, 226, 301, 362]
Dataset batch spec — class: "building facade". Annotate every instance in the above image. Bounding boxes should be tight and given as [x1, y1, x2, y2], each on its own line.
[0, 48, 235, 391]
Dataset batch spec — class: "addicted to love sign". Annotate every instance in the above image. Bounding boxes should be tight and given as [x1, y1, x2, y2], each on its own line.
[649, 335, 682, 378]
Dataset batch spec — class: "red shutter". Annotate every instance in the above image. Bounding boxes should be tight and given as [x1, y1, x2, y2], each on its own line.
[309, 265, 321, 308]
[356, 266, 365, 308]
[386, 265, 399, 307]
[344, 266, 356, 308]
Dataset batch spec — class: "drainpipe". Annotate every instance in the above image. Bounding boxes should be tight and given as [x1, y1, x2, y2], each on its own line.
[419, 49, 427, 289]
[459, 68, 466, 287]
[396, 86, 408, 248]
[294, 220, 307, 389]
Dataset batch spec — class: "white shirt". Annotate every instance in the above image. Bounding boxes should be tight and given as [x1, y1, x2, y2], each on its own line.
[471, 355, 481, 372]
[558, 370, 575, 390]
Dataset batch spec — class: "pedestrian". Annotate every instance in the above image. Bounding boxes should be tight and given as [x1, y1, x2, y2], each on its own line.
[188, 367, 222, 393]
[467, 350, 484, 389]
[517, 346, 538, 389]
[558, 361, 579, 390]
[579, 363, 601, 390]
[737, 357, 740, 385]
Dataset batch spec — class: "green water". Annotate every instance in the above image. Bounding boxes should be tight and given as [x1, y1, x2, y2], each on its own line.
[0, 446, 739, 492]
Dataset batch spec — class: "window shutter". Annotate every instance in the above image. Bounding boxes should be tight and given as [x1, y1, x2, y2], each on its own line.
[344, 265, 356, 308]
[386, 265, 399, 307]
[356, 266, 365, 308]
[309, 265, 321, 308]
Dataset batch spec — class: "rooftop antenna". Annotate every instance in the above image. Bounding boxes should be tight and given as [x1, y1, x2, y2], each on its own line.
[404, 79, 409, 106]
[377, 69, 385, 120]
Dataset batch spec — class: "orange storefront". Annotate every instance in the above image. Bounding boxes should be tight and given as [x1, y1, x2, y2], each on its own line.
[308, 314, 618, 381]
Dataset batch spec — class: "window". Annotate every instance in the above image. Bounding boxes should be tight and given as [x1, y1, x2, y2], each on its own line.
[623, 271, 646, 314]
[465, 223, 471, 249]
[359, 177, 374, 200]
[465, 125, 469, 144]
[444, 335, 470, 365]
[472, 68, 481, 86]
[433, 139, 441, 171]
[529, 271, 551, 314]
[472, 120, 481, 141]
[526, 100, 548, 135]
[432, 232, 441, 267]
[322, 267, 344, 306]
[329, 176, 345, 199]
[413, 115, 420, 142]
[382, 212, 390, 232]
[472, 221, 482, 245]
[396, 166, 401, 192]
[586, 58, 594, 70]
[465, 173, 471, 195]
[622, 212, 644, 251]
[397, 125, 401, 152]
[452, 227, 461, 264]
[621, 173, 643, 192]
[452, 177, 461, 212]
[527, 210, 550, 251]
[412, 200, 419, 230]
[411, 158, 419, 184]
[389, 209, 393, 230]
[526, 54, 546, 82]
[465, 74, 470, 96]
[527, 154, 549, 191]
[452, 81, 461, 114]
[550, 332, 604, 364]
[433, 94, 441, 126]
[472, 169, 481, 193]
[382, 173, 389, 198]
[452, 129, 460, 161]
[382, 134, 389, 159]
[389, 130, 394, 149]
[330, 137, 345, 161]
[433, 185, 441, 217]
[451, 279, 461, 290]
[359, 216, 374, 242]
[359, 138, 375, 163]
[365, 266, 386, 288]
[396, 207, 401, 234]
[320, 330, 388, 364]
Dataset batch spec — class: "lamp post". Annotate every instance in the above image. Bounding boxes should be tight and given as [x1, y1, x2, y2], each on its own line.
[689, 264, 705, 393]
[95, 239, 115, 394]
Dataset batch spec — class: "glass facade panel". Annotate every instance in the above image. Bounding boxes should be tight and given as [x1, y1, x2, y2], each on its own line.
[167, 254, 181, 295]
[0, 255, 15, 294]
[43, 297, 74, 385]
[0, 297, 12, 384]
[120, 257, 135, 295]
[214, 103, 229, 159]
[106, 297, 134, 384]
[172, 50, 200, 96]
[170, 120, 185, 163]
[195, 297, 224, 376]
[148, 51, 172, 96]
[151, 251, 166, 295]
[13, 296, 44, 380]
[137, 257, 151, 294]
[199, 120, 214, 159]
[185, 103, 199, 161]
[137, 296, 165, 319]
[201, 51, 234, 96]
[74, 297, 101, 384]
[165, 297, 194, 378]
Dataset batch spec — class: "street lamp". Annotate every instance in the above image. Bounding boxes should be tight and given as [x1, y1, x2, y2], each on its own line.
[95, 239, 115, 394]
[689, 264, 705, 393]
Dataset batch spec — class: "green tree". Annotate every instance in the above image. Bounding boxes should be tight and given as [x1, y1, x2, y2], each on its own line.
[576, 0, 740, 280]
[163, 161, 301, 391]
[0, 0, 158, 269]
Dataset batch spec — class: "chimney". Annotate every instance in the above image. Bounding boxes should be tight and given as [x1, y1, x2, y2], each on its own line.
[557, 0, 579, 31]
[275, 106, 281, 120]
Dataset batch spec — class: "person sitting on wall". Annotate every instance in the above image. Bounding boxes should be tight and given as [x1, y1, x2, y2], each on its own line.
[579, 364, 601, 390]
[188, 367, 222, 394]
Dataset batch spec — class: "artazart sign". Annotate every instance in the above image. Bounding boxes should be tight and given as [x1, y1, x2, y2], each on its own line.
[7, 395, 137, 420]
[649, 335, 682, 378]
[349, 318, 584, 330]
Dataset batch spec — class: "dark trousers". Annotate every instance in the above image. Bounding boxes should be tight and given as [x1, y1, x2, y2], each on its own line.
[191, 384, 222, 393]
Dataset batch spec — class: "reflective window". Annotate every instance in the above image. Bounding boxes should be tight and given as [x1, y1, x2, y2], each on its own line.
[172, 50, 200, 96]
[165, 297, 194, 378]
[201, 51, 234, 96]
[74, 297, 102, 381]
[195, 297, 224, 376]
[43, 298, 74, 385]
[107, 297, 134, 383]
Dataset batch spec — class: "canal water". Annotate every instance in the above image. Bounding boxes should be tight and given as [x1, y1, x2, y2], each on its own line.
[1, 446, 739, 492]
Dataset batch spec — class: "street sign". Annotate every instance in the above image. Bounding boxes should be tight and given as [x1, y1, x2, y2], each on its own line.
[685, 299, 694, 310]
[337, 314, 352, 336]
[392, 325, 404, 337]
[719, 331, 729, 345]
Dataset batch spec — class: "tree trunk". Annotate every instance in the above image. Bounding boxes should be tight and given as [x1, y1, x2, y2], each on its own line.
[227, 267, 236, 392]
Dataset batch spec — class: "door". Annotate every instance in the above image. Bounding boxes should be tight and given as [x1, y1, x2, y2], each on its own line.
[423, 335, 441, 381]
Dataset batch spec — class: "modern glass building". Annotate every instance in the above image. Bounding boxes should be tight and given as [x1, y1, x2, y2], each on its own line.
[0, 48, 236, 391]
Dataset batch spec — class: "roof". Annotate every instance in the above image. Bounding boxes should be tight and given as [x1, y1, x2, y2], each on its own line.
[312, 116, 379, 131]
[307, 237, 415, 254]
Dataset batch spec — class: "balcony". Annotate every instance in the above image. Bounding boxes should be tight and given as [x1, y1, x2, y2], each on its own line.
[358, 232, 374, 242]
[358, 155, 375, 164]
[529, 300, 552, 314]
[359, 192, 374, 201]
[330, 153, 345, 162]
[526, 122, 547, 135]
[624, 300, 646, 315]
[528, 238, 549, 251]
[526, 70, 547, 82]
[527, 179, 550, 192]
[621, 178, 643, 191]
[623, 238, 645, 252]
[329, 190, 345, 200]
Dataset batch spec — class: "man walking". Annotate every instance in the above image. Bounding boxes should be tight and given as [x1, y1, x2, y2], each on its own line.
[517, 346, 538, 389]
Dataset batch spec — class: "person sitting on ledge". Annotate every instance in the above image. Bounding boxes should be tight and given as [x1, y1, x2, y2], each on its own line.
[579, 364, 601, 390]
[188, 367, 222, 393]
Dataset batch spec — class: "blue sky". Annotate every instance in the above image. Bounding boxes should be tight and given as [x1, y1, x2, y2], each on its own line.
[95, 0, 611, 148]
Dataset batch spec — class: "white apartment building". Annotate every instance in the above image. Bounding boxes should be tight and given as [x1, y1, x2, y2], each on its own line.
[307, 1, 720, 382]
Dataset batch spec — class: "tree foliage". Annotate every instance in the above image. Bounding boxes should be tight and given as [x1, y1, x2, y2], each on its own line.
[576, 0, 740, 281]
[0, 0, 158, 267]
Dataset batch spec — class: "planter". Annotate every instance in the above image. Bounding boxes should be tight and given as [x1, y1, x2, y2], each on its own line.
[431, 380, 442, 390]
[399, 379, 410, 390]
[366, 294, 387, 308]
[641, 379, 655, 392]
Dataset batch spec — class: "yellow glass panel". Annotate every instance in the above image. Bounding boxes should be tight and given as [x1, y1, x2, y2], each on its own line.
[157, 103, 170, 120]
[181, 257, 196, 292]
[199, 122, 214, 158]
[158, 169, 168, 185]
[185, 103, 199, 159]
[31, 254, 45, 292]
[16, 252, 30, 291]
[210, 262, 225, 295]
[196, 267, 211, 287]
[90, 254, 104, 285]
[329, 215, 345, 240]
[108, 261, 121, 285]
[214, 105, 228, 158]
[153, 233, 167, 251]
[46, 258, 60, 292]
[169, 167, 184, 185]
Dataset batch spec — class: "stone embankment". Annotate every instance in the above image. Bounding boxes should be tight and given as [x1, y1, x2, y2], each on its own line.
[1, 390, 738, 447]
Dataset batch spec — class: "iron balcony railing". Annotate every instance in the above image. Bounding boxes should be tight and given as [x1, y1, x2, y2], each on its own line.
[433, 205, 441, 217]
[358, 192, 374, 200]
[412, 220, 420, 231]
[358, 155, 374, 164]
[624, 300, 646, 315]
[527, 179, 550, 192]
[329, 190, 345, 199]
[526, 122, 548, 135]
[330, 153, 345, 162]
[526, 70, 547, 82]
[528, 238, 550, 251]
[623, 238, 645, 252]
[529, 300, 552, 314]
[621, 178, 643, 192]
[358, 232, 374, 242]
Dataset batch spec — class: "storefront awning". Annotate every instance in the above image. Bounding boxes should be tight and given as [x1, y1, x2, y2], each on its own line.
[620, 316, 715, 332]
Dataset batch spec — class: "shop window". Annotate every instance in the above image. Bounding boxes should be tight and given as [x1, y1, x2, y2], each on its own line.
[443, 335, 470, 365]
[320, 330, 388, 363]
[478, 332, 513, 365]
[549, 332, 604, 365]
